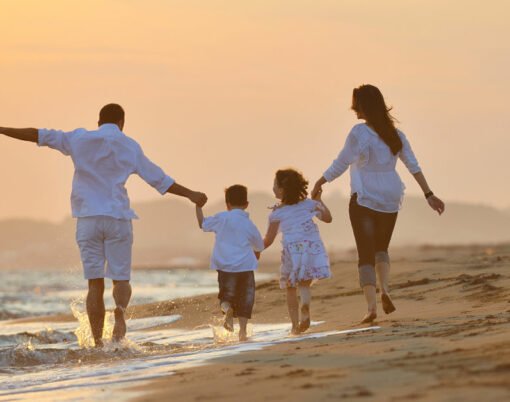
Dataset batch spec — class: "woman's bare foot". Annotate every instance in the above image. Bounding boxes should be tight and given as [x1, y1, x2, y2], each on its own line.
[360, 311, 377, 324]
[381, 293, 396, 314]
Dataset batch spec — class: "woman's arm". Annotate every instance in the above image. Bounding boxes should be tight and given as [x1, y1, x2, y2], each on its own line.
[263, 221, 280, 249]
[413, 171, 445, 215]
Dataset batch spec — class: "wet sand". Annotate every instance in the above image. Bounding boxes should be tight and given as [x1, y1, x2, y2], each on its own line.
[17, 244, 510, 401]
[124, 244, 510, 401]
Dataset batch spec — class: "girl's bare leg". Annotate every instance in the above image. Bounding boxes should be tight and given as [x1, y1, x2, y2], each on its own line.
[298, 280, 312, 332]
[286, 287, 300, 334]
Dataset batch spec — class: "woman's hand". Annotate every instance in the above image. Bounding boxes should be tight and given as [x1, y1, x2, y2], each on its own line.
[427, 195, 445, 215]
[311, 177, 327, 199]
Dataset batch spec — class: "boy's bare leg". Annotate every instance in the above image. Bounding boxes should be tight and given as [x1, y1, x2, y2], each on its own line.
[87, 278, 105, 347]
[238, 317, 248, 341]
[286, 287, 300, 334]
[221, 301, 234, 332]
[298, 280, 312, 332]
[112, 280, 132, 341]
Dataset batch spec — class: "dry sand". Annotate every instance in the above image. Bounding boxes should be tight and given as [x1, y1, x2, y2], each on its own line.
[19, 244, 510, 401]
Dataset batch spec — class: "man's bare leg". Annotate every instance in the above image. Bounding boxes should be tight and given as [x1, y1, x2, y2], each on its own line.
[238, 317, 248, 341]
[87, 278, 105, 347]
[112, 280, 132, 342]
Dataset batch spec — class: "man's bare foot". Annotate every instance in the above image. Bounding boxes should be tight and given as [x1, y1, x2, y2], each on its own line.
[299, 304, 311, 332]
[221, 304, 234, 332]
[360, 311, 377, 324]
[381, 293, 396, 314]
[113, 306, 126, 342]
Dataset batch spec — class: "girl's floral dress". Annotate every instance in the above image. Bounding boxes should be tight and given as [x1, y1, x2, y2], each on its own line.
[268, 198, 331, 288]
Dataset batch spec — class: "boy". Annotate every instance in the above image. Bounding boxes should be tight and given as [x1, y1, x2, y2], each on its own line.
[196, 185, 264, 341]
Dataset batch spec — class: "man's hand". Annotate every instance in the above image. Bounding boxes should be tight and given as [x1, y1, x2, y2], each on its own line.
[0, 127, 39, 143]
[190, 191, 208, 207]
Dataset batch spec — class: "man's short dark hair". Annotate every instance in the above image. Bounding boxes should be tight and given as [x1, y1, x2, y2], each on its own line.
[225, 185, 248, 206]
[99, 103, 125, 124]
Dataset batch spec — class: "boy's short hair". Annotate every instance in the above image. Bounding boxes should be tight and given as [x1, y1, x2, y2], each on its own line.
[99, 103, 125, 124]
[225, 185, 248, 206]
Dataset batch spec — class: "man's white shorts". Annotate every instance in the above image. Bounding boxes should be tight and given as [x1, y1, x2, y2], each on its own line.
[76, 216, 133, 281]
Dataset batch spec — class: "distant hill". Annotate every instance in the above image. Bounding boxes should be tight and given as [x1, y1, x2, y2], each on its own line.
[1, 193, 510, 269]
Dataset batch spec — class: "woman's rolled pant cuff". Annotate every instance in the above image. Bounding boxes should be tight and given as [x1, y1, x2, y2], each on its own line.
[358, 264, 377, 287]
[375, 251, 390, 264]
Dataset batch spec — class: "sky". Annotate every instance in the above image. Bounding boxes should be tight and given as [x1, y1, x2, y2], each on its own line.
[1, 0, 509, 222]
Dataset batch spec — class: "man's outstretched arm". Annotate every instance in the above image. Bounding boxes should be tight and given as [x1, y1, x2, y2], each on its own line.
[0, 127, 38, 143]
[166, 182, 207, 207]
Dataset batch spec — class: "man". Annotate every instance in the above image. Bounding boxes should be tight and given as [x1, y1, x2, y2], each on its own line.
[0, 104, 207, 347]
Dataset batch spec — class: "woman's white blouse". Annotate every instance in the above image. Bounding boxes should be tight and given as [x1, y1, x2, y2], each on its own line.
[323, 123, 421, 213]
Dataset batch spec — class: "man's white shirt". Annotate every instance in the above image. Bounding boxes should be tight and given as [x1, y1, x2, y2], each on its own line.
[38, 123, 174, 219]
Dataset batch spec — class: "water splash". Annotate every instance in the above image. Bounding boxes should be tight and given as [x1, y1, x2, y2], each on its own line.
[211, 324, 253, 343]
[70, 298, 114, 348]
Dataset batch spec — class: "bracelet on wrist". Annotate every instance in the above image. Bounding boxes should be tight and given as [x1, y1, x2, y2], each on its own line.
[424, 191, 434, 199]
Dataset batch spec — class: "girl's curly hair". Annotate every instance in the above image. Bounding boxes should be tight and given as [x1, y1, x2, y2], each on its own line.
[275, 168, 308, 205]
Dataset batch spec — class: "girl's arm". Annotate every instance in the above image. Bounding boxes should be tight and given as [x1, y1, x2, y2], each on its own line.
[195, 205, 204, 228]
[312, 190, 332, 223]
[263, 221, 280, 249]
[412, 171, 445, 215]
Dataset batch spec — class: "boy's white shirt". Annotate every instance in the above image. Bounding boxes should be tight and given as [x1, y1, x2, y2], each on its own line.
[38, 123, 174, 220]
[202, 209, 264, 272]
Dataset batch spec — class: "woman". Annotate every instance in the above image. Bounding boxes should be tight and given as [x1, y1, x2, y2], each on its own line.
[311, 84, 445, 323]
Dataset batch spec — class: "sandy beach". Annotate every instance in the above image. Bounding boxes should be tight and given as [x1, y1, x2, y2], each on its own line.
[15, 244, 509, 401]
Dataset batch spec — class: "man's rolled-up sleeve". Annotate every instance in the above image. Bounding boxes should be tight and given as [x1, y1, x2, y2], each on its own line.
[135, 146, 175, 194]
[37, 129, 72, 156]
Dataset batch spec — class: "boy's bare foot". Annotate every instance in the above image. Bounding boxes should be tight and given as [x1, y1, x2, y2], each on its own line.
[360, 311, 377, 324]
[113, 306, 127, 342]
[239, 331, 248, 342]
[381, 293, 396, 314]
[221, 304, 234, 332]
[299, 304, 311, 332]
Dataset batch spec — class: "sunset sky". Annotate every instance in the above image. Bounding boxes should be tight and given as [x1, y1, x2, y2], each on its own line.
[1, 0, 509, 222]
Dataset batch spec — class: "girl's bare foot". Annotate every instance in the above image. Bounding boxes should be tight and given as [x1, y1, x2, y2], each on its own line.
[299, 304, 310, 332]
[360, 311, 377, 324]
[290, 325, 301, 335]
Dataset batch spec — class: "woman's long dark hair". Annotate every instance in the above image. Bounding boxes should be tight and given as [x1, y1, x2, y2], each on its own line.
[275, 169, 308, 205]
[352, 85, 402, 155]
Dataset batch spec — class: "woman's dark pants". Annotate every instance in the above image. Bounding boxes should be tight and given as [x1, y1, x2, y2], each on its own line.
[349, 194, 398, 288]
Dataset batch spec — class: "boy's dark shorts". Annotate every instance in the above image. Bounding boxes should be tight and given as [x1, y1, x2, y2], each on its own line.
[217, 270, 255, 319]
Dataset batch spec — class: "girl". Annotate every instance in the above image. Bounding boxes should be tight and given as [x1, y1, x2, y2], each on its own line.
[263, 168, 332, 334]
[312, 84, 445, 323]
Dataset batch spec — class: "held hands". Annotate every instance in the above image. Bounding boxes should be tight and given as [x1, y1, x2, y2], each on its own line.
[311, 182, 323, 200]
[190, 191, 208, 207]
[427, 195, 445, 215]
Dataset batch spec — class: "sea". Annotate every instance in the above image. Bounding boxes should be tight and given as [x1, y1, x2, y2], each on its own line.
[0, 267, 377, 400]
